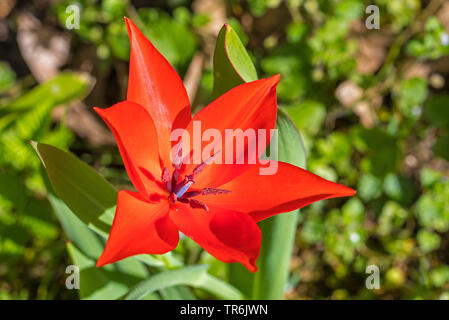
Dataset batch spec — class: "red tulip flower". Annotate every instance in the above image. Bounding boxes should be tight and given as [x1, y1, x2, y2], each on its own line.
[94, 18, 355, 272]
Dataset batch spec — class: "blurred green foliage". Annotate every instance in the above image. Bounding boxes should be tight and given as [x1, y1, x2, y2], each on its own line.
[0, 72, 92, 298]
[1, 0, 449, 299]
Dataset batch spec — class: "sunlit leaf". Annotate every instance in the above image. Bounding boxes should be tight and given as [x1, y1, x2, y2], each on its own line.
[32, 142, 116, 236]
[212, 24, 257, 99]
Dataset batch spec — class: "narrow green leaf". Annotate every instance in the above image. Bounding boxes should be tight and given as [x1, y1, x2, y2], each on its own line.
[124, 265, 243, 300]
[159, 286, 197, 300]
[32, 141, 116, 236]
[228, 263, 254, 298]
[200, 273, 244, 300]
[48, 193, 105, 260]
[275, 108, 307, 168]
[212, 24, 257, 99]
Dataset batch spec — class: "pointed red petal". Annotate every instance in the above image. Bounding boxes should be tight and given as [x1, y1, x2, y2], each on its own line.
[125, 18, 191, 168]
[94, 101, 163, 198]
[169, 204, 261, 272]
[97, 190, 178, 267]
[195, 161, 356, 222]
[182, 75, 280, 188]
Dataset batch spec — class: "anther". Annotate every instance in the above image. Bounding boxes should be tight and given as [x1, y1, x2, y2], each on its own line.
[201, 188, 231, 195]
[189, 199, 209, 212]
[177, 197, 189, 203]
[183, 190, 201, 198]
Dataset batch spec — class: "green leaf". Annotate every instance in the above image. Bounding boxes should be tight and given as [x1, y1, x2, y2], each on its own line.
[383, 173, 416, 206]
[124, 265, 243, 300]
[7, 72, 93, 111]
[397, 77, 428, 118]
[49, 193, 105, 259]
[424, 95, 449, 128]
[285, 100, 326, 135]
[32, 142, 116, 236]
[417, 229, 441, 253]
[274, 108, 307, 168]
[159, 286, 197, 300]
[351, 126, 400, 177]
[212, 24, 257, 99]
[357, 173, 382, 202]
[430, 265, 449, 287]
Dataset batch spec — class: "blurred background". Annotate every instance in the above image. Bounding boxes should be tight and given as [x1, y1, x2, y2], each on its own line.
[1, 0, 449, 299]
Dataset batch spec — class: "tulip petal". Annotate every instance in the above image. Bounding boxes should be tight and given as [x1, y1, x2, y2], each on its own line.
[195, 161, 356, 222]
[97, 190, 178, 267]
[170, 204, 261, 272]
[181, 75, 280, 188]
[125, 18, 191, 168]
[94, 101, 163, 198]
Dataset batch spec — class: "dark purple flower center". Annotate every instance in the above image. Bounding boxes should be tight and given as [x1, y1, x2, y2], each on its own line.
[162, 145, 230, 212]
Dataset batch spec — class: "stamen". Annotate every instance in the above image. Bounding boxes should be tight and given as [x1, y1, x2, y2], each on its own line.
[201, 188, 231, 195]
[192, 151, 221, 176]
[189, 199, 209, 212]
[182, 190, 201, 198]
